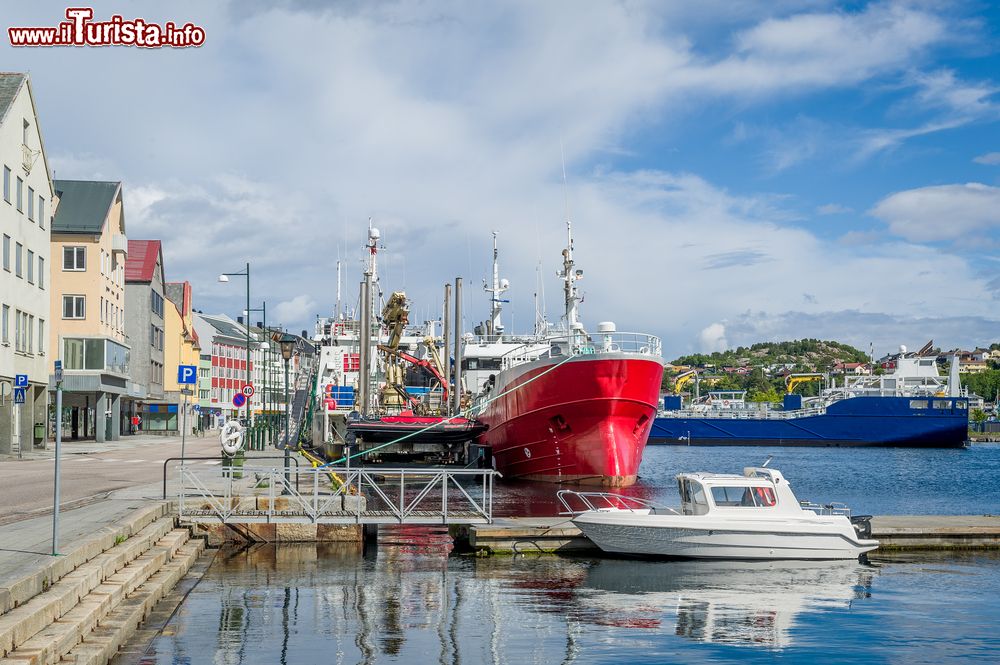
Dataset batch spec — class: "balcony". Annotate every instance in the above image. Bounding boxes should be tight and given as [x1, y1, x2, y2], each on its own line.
[61, 337, 131, 377]
[112, 234, 128, 256]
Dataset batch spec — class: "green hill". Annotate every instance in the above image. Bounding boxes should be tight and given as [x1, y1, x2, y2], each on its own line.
[672, 339, 869, 370]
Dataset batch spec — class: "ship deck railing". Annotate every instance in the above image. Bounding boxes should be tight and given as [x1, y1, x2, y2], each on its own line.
[501, 332, 662, 370]
[660, 404, 830, 419]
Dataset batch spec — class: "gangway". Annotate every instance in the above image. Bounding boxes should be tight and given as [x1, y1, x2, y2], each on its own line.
[174, 463, 499, 526]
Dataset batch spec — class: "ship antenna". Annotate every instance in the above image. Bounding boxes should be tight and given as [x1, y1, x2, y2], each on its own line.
[483, 231, 508, 337]
[762, 455, 773, 468]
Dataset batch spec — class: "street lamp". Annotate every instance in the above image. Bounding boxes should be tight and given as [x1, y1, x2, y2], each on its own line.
[279, 333, 297, 493]
[245, 302, 268, 442]
[219, 263, 250, 424]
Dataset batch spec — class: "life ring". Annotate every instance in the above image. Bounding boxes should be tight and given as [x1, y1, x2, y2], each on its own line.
[325, 398, 337, 411]
[722, 400, 730, 407]
[220, 420, 245, 455]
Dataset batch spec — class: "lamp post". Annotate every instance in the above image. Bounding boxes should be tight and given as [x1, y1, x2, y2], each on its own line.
[218, 263, 251, 424]
[279, 333, 296, 493]
[245, 302, 267, 443]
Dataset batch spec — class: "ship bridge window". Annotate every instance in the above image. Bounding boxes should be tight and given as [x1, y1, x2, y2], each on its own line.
[909, 400, 929, 409]
[956, 401, 968, 410]
[711, 486, 775, 508]
[932, 400, 952, 410]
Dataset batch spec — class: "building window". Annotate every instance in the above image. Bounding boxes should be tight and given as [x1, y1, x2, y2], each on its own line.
[14, 310, 21, 352]
[1, 305, 8, 343]
[27, 187, 34, 221]
[63, 246, 86, 271]
[38, 196, 45, 230]
[16, 177, 22, 212]
[26, 250, 33, 283]
[38, 256, 44, 289]
[38, 319, 44, 354]
[15, 242, 22, 278]
[2, 235, 8, 271]
[27, 315, 33, 353]
[151, 290, 164, 317]
[2, 165, 9, 203]
[62, 295, 86, 319]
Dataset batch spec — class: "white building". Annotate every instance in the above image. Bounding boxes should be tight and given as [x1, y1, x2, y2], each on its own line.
[0, 73, 53, 455]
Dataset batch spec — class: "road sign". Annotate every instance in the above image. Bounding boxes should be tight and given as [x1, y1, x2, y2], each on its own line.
[241, 384, 255, 397]
[181, 388, 194, 396]
[14, 374, 28, 388]
[177, 365, 197, 385]
[54, 360, 63, 382]
[232, 393, 247, 408]
[13, 387, 27, 404]
[193, 405, 201, 412]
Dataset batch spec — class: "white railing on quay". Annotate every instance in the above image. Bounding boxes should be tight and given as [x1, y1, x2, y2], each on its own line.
[175, 463, 499, 525]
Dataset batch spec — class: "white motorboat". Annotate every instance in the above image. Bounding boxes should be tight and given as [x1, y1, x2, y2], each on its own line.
[560, 466, 879, 560]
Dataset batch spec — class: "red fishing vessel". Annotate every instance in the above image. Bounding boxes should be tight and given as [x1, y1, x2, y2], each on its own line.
[467, 229, 663, 486]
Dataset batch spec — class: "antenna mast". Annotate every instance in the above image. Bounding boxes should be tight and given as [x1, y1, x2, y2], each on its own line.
[482, 231, 509, 337]
[558, 144, 582, 343]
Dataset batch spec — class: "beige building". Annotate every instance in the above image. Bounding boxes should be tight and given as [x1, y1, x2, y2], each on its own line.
[49, 180, 130, 441]
[0, 73, 54, 455]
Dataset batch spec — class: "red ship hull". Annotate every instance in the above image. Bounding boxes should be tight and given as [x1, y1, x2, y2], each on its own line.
[476, 354, 663, 487]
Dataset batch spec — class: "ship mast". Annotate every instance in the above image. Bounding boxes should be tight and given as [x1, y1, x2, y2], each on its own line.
[560, 217, 583, 346]
[483, 231, 508, 337]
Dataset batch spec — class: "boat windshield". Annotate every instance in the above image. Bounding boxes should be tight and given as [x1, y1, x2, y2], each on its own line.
[710, 485, 777, 508]
[679, 478, 710, 515]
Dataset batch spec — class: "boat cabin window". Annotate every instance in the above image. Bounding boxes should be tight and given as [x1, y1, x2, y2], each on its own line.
[710, 485, 776, 508]
[955, 401, 967, 410]
[679, 479, 710, 515]
[909, 399, 929, 409]
[932, 400, 952, 410]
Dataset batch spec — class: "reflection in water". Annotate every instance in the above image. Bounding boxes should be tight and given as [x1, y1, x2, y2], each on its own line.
[580, 559, 875, 648]
[138, 539, 1000, 663]
[141, 538, 878, 664]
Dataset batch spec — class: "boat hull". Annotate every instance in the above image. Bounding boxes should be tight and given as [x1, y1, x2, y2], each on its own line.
[477, 354, 663, 486]
[574, 515, 879, 560]
[650, 396, 969, 448]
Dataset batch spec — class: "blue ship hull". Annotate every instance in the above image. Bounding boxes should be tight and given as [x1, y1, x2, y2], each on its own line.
[650, 396, 969, 448]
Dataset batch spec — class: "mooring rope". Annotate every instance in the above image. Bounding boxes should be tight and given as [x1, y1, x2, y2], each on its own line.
[318, 351, 581, 468]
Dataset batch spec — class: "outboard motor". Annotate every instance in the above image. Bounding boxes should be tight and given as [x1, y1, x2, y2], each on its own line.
[850, 515, 873, 540]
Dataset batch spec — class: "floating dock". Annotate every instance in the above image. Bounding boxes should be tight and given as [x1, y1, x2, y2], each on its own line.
[458, 515, 1000, 554]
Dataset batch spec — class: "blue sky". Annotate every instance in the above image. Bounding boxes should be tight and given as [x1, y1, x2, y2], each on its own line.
[3, 1, 998, 358]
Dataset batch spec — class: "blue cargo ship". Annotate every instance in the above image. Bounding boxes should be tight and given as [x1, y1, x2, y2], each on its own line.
[650, 354, 970, 448]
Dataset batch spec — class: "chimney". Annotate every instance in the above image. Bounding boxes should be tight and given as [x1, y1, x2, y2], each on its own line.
[236, 316, 244, 325]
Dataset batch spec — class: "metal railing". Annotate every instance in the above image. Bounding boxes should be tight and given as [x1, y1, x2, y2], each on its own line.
[175, 464, 500, 525]
[556, 490, 679, 516]
[661, 404, 830, 420]
[501, 332, 662, 370]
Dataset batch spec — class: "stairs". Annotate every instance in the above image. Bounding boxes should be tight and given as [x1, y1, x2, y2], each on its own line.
[0, 515, 205, 665]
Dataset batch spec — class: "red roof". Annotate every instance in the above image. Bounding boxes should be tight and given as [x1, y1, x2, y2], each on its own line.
[125, 240, 162, 282]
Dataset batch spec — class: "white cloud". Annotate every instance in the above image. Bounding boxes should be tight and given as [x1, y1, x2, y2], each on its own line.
[274, 295, 317, 325]
[974, 152, 1000, 165]
[869, 183, 1000, 242]
[2, 0, 996, 356]
[817, 203, 852, 215]
[699, 323, 729, 353]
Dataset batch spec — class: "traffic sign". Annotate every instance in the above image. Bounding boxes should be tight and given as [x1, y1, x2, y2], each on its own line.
[13, 387, 26, 404]
[241, 384, 255, 397]
[177, 365, 197, 385]
[232, 393, 247, 408]
[14, 374, 28, 388]
[54, 360, 63, 382]
[193, 405, 201, 412]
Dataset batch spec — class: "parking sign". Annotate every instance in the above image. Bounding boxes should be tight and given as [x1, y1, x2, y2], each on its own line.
[14, 374, 28, 388]
[177, 365, 197, 385]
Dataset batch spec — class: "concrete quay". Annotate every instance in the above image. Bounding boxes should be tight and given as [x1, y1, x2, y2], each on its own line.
[460, 514, 1000, 555]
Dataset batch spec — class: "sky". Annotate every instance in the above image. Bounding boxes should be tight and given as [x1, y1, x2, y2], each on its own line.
[3, 1, 998, 359]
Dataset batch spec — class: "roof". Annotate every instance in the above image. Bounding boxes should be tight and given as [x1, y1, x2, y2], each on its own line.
[0, 73, 26, 123]
[196, 313, 257, 347]
[125, 240, 162, 283]
[52, 180, 121, 234]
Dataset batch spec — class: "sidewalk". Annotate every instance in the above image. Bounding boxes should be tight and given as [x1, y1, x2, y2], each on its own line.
[1, 430, 220, 462]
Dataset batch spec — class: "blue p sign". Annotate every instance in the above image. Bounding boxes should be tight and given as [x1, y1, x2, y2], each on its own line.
[177, 365, 197, 385]
[14, 374, 28, 388]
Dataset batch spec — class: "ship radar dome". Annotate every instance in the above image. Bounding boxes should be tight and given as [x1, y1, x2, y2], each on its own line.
[899, 344, 907, 354]
[597, 321, 617, 333]
[369, 227, 380, 241]
[500, 278, 510, 290]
